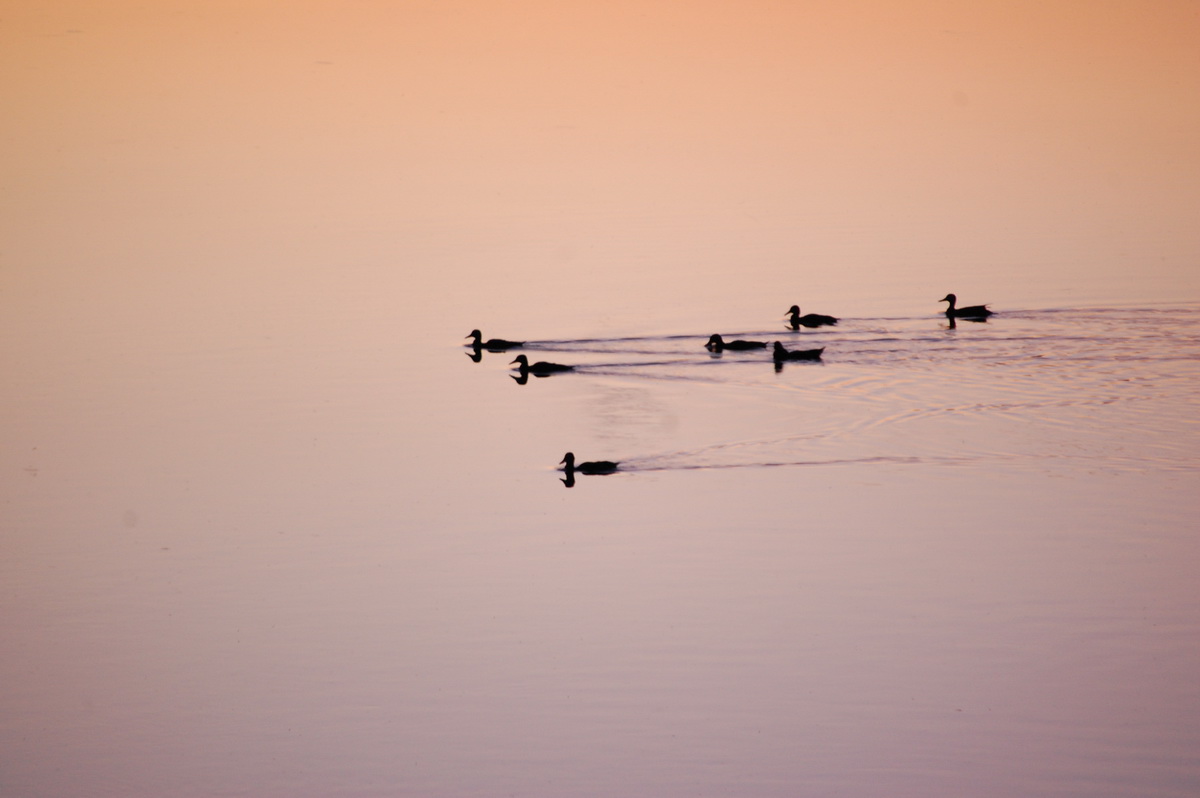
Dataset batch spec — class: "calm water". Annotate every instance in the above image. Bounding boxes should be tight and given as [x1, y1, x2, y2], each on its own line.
[4, 3, 1200, 797]
[5, 281, 1199, 797]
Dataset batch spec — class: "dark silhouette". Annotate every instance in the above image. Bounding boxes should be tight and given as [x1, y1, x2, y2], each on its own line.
[706, 333, 767, 352]
[560, 452, 619, 475]
[772, 341, 825, 362]
[510, 354, 574, 379]
[466, 329, 525, 350]
[785, 305, 838, 329]
[938, 294, 992, 319]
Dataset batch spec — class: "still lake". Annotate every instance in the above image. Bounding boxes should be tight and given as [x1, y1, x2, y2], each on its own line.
[5, 3, 1200, 794]
[3, 231, 1198, 796]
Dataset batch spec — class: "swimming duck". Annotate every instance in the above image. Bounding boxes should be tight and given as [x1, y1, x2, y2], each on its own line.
[706, 333, 767, 352]
[510, 354, 574, 376]
[786, 305, 838, 329]
[938, 294, 992, 319]
[560, 452, 619, 474]
[773, 341, 824, 361]
[466, 330, 524, 350]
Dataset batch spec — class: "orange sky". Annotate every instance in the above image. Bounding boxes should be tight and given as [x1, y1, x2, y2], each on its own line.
[2, 1, 1198, 305]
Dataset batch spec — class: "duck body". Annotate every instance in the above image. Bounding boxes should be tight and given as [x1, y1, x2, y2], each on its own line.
[786, 305, 838, 329]
[706, 333, 767, 352]
[466, 329, 524, 350]
[510, 354, 573, 375]
[773, 341, 824, 361]
[938, 294, 992, 319]
[560, 452, 619, 474]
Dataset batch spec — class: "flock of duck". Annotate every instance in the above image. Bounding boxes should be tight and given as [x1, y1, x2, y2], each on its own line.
[467, 294, 993, 482]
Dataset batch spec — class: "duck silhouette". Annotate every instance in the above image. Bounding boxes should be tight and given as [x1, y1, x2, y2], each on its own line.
[510, 354, 574, 377]
[706, 333, 767, 352]
[560, 452, 619, 475]
[466, 330, 524, 350]
[938, 294, 992, 319]
[773, 341, 825, 361]
[785, 305, 838, 329]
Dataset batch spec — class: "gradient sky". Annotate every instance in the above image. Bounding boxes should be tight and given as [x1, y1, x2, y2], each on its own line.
[3, 1, 1199, 313]
[3, 8, 1200, 795]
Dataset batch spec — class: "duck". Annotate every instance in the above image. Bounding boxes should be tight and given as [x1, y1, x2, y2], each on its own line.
[706, 333, 767, 352]
[785, 305, 838, 329]
[773, 341, 824, 361]
[560, 452, 619, 475]
[938, 294, 992, 319]
[510, 354, 574, 376]
[466, 329, 524, 350]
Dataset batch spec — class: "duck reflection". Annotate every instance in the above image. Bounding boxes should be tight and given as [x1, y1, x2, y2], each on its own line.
[510, 354, 574, 384]
[466, 329, 525, 351]
[944, 313, 988, 331]
[559, 451, 619, 487]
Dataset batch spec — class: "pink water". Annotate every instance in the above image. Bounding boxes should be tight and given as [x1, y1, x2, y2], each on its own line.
[3, 3, 1199, 796]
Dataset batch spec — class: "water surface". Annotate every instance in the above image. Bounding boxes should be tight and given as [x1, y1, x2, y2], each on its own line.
[3, 3, 1200, 797]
